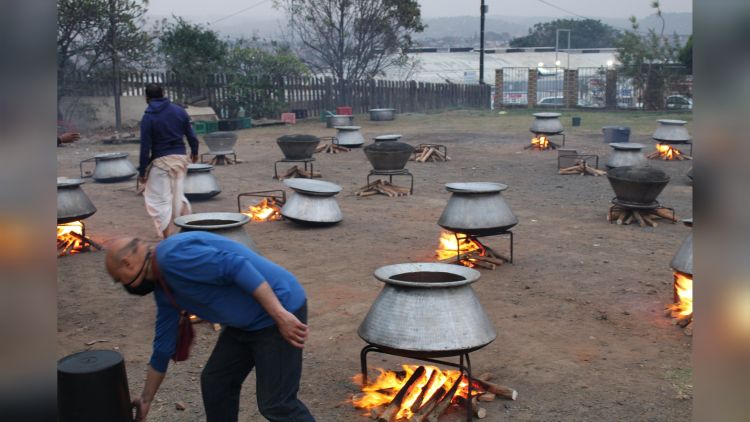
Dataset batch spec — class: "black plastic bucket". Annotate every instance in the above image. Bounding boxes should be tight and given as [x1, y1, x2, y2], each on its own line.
[571, 117, 581, 127]
[58, 350, 133, 422]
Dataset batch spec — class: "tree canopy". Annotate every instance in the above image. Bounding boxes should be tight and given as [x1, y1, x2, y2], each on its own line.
[274, 0, 425, 81]
[510, 19, 621, 48]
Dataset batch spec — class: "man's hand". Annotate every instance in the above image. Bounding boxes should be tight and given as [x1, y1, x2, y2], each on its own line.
[132, 397, 151, 421]
[277, 308, 309, 348]
[190, 154, 198, 163]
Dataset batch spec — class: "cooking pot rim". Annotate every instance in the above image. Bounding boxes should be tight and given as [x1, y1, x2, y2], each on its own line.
[609, 142, 645, 150]
[445, 182, 507, 193]
[187, 164, 214, 172]
[333, 125, 361, 131]
[284, 178, 342, 195]
[532, 112, 561, 118]
[174, 212, 249, 230]
[57, 177, 86, 188]
[373, 262, 480, 288]
[657, 119, 687, 125]
[94, 152, 129, 160]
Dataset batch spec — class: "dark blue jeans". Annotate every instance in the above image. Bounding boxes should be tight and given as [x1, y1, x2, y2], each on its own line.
[200, 303, 315, 422]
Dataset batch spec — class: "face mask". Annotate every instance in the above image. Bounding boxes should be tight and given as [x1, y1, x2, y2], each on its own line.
[122, 249, 155, 296]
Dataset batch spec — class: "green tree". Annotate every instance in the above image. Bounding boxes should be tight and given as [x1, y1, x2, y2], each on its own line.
[224, 42, 310, 118]
[616, 1, 682, 109]
[159, 17, 227, 103]
[274, 0, 424, 92]
[510, 19, 621, 48]
[678, 34, 692, 74]
[57, 0, 153, 128]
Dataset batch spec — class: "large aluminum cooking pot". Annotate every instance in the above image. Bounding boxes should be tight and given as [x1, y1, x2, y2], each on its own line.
[606, 143, 646, 168]
[530, 112, 564, 135]
[57, 178, 97, 224]
[364, 141, 414, 171]
[358, 262, 496, 356]
[670, 219, 693, 276]
[203, 131, 237, 154]
[333, 126, 365, 147]
[281, 179, 342, 226]
[369, 108, 396, 121]
[174, 212, 258, 252]
[606, 166, 670, 206]
[276, 134, 320, 160]
[80, 152, 137, 183]
[184, 164, 221, 200]
[326, 115, 354, 128]
[652, 119, 691, 143]
[438, 182, 518, 236]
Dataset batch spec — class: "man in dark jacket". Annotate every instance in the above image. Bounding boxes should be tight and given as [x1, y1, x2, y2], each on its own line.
[105, 232, 316, 422]
[139, 84, 199, 238]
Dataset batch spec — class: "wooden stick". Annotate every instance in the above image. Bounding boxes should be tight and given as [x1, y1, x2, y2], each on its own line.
[473, 378, 518, 401]
[653, 208, 678, 222]
[468, 258, 496, 270]
[475, 255, 505, 266]
[623, 213, 635, 225]
[409, 370, 439, 414]
[641, 213, 658, 227]
[683, 321, 693, 336]
[409, 378, 450, 422]
[476, 372, 493, 382]
[477, 393, 496, 402]
[377, 366, 426, 422]
[632, 210, 647, 227]
[424, 375, 462, 422]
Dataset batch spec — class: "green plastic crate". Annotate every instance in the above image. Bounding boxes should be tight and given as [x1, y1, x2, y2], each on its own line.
[192, 120, 208, 134]
[205, 120, 219, 133]
[239, 117, 252, 129]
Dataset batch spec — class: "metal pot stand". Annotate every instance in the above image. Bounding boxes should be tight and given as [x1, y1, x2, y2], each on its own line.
[557, 149, 599, 169]
[273, 157, 316, 179]
[366, 168, 414, 194]
[236, 190, 286, 214]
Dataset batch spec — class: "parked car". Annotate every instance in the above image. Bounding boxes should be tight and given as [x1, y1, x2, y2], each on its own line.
[538, 96, 564, 106]
[666, 95, 693, 110]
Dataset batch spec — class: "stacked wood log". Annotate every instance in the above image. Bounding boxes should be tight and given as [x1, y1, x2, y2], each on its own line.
[438, 243, 509, 270]
[411, 146, 450, 162]
[356, 179, 410, 197]
[558, 161, 607, 176]
[315, 142, 350, 154]
[275, 166, 321, 180]
[57, 231, 100, 257]
[607, 206, 678, 228]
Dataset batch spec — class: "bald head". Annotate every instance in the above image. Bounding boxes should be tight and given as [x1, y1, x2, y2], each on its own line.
[105, 237, 139, 275]
[105, 236, 155, 289]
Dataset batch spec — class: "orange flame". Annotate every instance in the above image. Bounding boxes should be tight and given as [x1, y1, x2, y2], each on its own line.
[530, 136, 550, 150]
[435, 230, 483, 267]
[352, 365, 475, 420]
[242, 198, 283, 222]
[667, 272, 693, 317]
[655, 143, 683, 160]
[57, 221, 86, 255]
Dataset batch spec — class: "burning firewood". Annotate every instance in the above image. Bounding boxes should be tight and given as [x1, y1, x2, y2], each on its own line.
[473, 378, 518, 401]
[456, 396, 487, 419]
[409, 374, 461, 422]
[436, 231, 509, 269]
[410, 146, 450, 162]
[607, 206, 678, 228]
[558, 162, 606, 176]
[275, 165, 321, 180]
[356, 179, 411, 197]
[647, 144, 692, 161]
[376, 366, 426, 422]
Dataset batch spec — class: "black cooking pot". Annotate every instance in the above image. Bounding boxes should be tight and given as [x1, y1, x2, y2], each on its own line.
[607, 166, 670, 205]
[363, 141, 414, 171]
[276, 134, 320, 160]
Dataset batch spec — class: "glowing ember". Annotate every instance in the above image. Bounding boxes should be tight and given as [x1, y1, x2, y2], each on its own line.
[529, 135, 550, 150]
[648, 143, 692, 160]
[352, 365, 473, 420]
[57, 221, 87, 256]
[667, 271, 693, 317]
[242, 198, 283, 222]
[435, 230, 482, 265]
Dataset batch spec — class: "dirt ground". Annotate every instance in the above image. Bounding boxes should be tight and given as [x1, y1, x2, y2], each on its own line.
[57, 109, 693, 421]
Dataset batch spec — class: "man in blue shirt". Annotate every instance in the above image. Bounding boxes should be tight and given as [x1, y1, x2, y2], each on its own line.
[105, 231, 316, 422]
[139, 84, 200, 238]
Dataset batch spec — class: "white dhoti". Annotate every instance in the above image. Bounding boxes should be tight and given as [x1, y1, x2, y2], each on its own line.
[143, 155, 191, 237]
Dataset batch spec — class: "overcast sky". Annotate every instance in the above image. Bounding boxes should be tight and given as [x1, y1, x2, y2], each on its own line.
[147, 0, 692, 21]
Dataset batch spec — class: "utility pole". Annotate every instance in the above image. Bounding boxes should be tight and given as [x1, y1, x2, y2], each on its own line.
[479, 0, 487, 85]
[109, 0, 122, 130]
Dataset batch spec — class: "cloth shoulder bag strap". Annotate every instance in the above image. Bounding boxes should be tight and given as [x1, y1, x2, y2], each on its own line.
[151, 254, 194, 362]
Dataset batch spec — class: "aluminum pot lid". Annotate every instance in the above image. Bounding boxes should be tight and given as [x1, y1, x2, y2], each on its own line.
[533, 112, 561, 118]
[609, 142, 645, 150]
[174, 212, 249, 230]
[187, 163, 214, 172]
[657, 119, 687, 125]
[374, 262, 480, 288]
[370, 108, 395, 111]
[683, 218, 693, 227]
[445, 182, 507, 193]
[374, 134, 402, 141]
[95, 152, 129, 160]
[57, 177, 86, 188]
[333, 126, 361, 131]
[283, 178, 342, 195]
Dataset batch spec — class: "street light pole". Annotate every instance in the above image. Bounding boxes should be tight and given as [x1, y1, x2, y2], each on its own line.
[479, 0, 487, 84]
